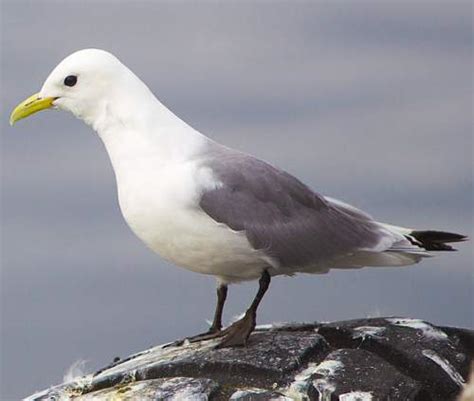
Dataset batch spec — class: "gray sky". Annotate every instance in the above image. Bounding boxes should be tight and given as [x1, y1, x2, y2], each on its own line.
[1, 1, 472, 399]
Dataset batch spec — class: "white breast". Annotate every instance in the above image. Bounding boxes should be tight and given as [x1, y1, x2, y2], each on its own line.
[114, 156, 268, 282]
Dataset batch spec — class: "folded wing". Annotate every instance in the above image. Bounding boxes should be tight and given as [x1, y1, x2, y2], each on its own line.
[199, 148, 405, 271]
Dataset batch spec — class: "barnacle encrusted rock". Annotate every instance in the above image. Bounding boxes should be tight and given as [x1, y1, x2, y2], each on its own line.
[24, 317, 473, 401]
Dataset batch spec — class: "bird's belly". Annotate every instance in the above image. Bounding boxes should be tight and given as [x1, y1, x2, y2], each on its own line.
[118, 186, 267, 281]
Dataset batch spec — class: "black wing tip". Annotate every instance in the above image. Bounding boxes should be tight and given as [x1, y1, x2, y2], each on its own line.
[411, 230, 468, 243]
[410, 230, 469, 251]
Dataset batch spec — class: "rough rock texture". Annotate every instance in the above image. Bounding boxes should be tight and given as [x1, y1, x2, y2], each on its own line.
[24, 317, 473, 401]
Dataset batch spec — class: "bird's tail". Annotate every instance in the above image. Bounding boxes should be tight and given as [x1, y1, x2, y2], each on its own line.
[325, 224, 468, 271]
[381, 223, 468, 252]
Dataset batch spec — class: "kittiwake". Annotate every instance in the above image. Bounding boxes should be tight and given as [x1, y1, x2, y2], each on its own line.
[10, 49, 467, 348]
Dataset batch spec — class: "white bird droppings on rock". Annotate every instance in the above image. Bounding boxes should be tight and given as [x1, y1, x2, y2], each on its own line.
[339, 391, 373, 401]
[352, 326, 385, 340]
[422, 349, 465, 388]
[386, 318, 449, 341]
[284, 358, 344, 400]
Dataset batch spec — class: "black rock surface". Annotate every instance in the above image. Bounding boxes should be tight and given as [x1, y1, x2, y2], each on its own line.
[24, 317, 473, 401]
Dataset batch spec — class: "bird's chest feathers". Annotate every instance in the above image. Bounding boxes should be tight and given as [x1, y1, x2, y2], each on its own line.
[115, 160, 228, 267]
[117, 162, 198, 237]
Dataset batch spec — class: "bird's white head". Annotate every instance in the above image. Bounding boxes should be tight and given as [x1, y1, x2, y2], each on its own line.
[40, 49, 126, 122]
[10, 49, 156, 130]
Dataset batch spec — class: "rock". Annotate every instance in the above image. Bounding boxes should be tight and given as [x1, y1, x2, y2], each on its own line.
[24, 317, 473, 401]
[71, 377, 220, 401]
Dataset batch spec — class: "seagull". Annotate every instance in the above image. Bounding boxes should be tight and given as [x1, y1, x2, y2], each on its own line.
[10, 49, 467, 348]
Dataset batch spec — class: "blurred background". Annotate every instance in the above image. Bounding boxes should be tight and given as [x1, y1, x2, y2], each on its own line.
[1, 1, 472, 399]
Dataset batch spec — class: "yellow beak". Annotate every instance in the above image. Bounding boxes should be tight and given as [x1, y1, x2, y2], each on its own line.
[10, 93, 56, 126]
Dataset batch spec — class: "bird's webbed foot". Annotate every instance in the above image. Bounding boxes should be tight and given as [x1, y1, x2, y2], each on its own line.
[215, 310, 256, 349]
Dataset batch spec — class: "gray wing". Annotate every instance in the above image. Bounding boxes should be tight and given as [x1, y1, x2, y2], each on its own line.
[199, 148, 387, 268]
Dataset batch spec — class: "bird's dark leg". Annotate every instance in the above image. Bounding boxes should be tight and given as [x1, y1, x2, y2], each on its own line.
[209, 284, 228, 332]
[164, 283, 228, 347]
[216, 270, 271, 348]
[183, 283, 228, 341]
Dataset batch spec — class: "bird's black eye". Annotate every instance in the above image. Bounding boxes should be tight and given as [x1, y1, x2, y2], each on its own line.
[64, 75, 77, 87]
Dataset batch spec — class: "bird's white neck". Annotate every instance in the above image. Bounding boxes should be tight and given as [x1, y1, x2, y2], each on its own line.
[85, 74, 209, 174]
